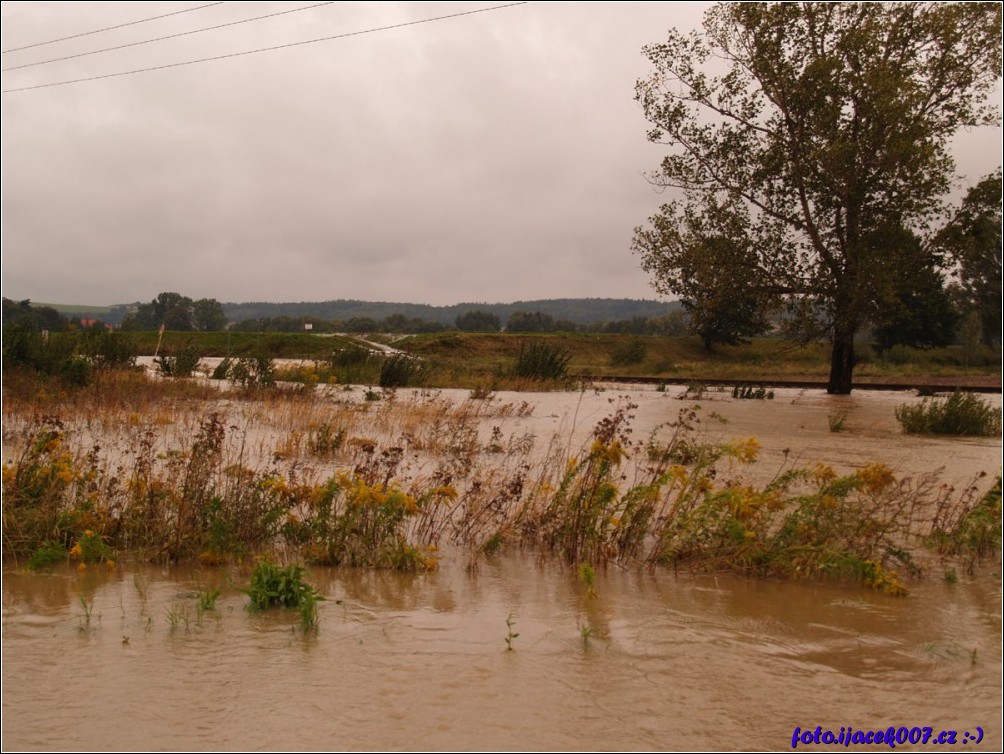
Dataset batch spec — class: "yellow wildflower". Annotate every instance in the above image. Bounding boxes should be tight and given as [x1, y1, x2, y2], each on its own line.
[812, 463, 837, 485]
[857, 463, 894, 494]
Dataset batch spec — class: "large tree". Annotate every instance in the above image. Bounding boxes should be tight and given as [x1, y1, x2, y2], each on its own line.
[632, 2, 1001, 393]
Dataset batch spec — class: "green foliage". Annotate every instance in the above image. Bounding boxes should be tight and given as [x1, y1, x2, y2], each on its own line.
[81, 330, 137, 370]
[633, 2, 1001, 393]
[155, 341, 201, 378]
[535, 402, 648, 564]
[27, 542, 68, 570]
[578, 562, 597, 598]
[298, 590, 321, 634]
[330, 344, 372, 366]
[123, 292, 225, 332]
[895, 391, 1002, 436]
[731, 384, 773, 400]
[2, 417, 84, 555]
[2, 298, 68, 331]
[507, 310, 555, 333]
[246, 561, 321, 612]
[192, 298, 228, 332]
[937, 169, 1002, 347]
[227, 354, 276, 390]
[196, 588, 221, 613]
[211, 357, 233, 380]
[379, 354, 426, 388]
[512, 341, 571, 381]
[455, 310, 501, 332]
[1, 322, 90, 385]
[828, 413, 847, 433]
[323, 345, 381, 385]
[296, 472, 445, 570]
[871, 239, 959, 351]
[59, 356, 94, 387]
[70, 529, 114, 565]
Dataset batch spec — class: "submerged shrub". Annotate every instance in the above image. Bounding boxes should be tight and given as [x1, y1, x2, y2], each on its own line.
[895, 390, 1002, 436]
[211, 357, 233, 380]
[27, 542, 68, 570]
[155, 342, 201, 378]
[246, 561, 321, 614]
[379, 354, 426, 388]
[297, 471, 449, 570]
[228, 354, 276, 390]
[512, 341, 571, 381]
[731, 384, 774, 400]
[928, 476, 1002, 571]
[81, 330, 137, 370]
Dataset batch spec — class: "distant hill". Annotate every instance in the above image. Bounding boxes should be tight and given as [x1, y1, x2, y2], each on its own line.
[222, 298, 679, 326]
[32, 297, 680, 327]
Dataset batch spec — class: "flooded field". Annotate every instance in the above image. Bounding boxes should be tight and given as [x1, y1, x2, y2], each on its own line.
[3, 384, 1001, 750]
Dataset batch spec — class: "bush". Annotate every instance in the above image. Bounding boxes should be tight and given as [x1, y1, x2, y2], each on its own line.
[245, 560, 322, 633]
[211, 357, 233, 380]
[512, 341, 571, 381]
[895, 391, 1002, 436]
[59, 356, 93, 387]
[155, 342, 201, 377]
[379, 354, 426, 388]
[228, 354, 276, 390]
[81, 331, 137, 370]
[325, 345, 380, 385]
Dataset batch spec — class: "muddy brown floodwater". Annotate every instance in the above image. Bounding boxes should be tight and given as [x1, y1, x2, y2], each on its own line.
[3, 385, 1001, 750]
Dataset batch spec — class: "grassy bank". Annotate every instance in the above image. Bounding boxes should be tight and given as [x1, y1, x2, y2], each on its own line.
[397, 333, 1001, 388]
[32, 330, 1003, 390]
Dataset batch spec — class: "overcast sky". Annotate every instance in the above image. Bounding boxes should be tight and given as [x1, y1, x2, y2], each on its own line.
[1, 2, 1000, 307]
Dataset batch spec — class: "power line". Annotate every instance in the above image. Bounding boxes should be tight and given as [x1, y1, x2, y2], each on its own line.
[1, 3, 225, 55]
[1, 2, 528, 94]
[2, 2, 337, 73]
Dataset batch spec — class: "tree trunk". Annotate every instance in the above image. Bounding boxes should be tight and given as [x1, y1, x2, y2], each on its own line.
[827, 329, 855, 395]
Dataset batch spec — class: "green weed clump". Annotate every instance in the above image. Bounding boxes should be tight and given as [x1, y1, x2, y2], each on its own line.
[731, 384, 774, 400]
[27, 542, 68, 570]
[895, 391, 1002, 436]
[828, 413, 847, 432]
[512, 342, 571, 382]
[246, 561, 322, 633]
[379, 354, 426, 388]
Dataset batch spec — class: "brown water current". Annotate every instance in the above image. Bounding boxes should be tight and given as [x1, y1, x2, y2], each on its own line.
[2, 557, 1001, 751]
[3, 385, 1002, 750]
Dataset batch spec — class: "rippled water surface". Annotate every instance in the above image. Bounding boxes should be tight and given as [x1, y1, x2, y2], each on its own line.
[3, 557, 1001, 751]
